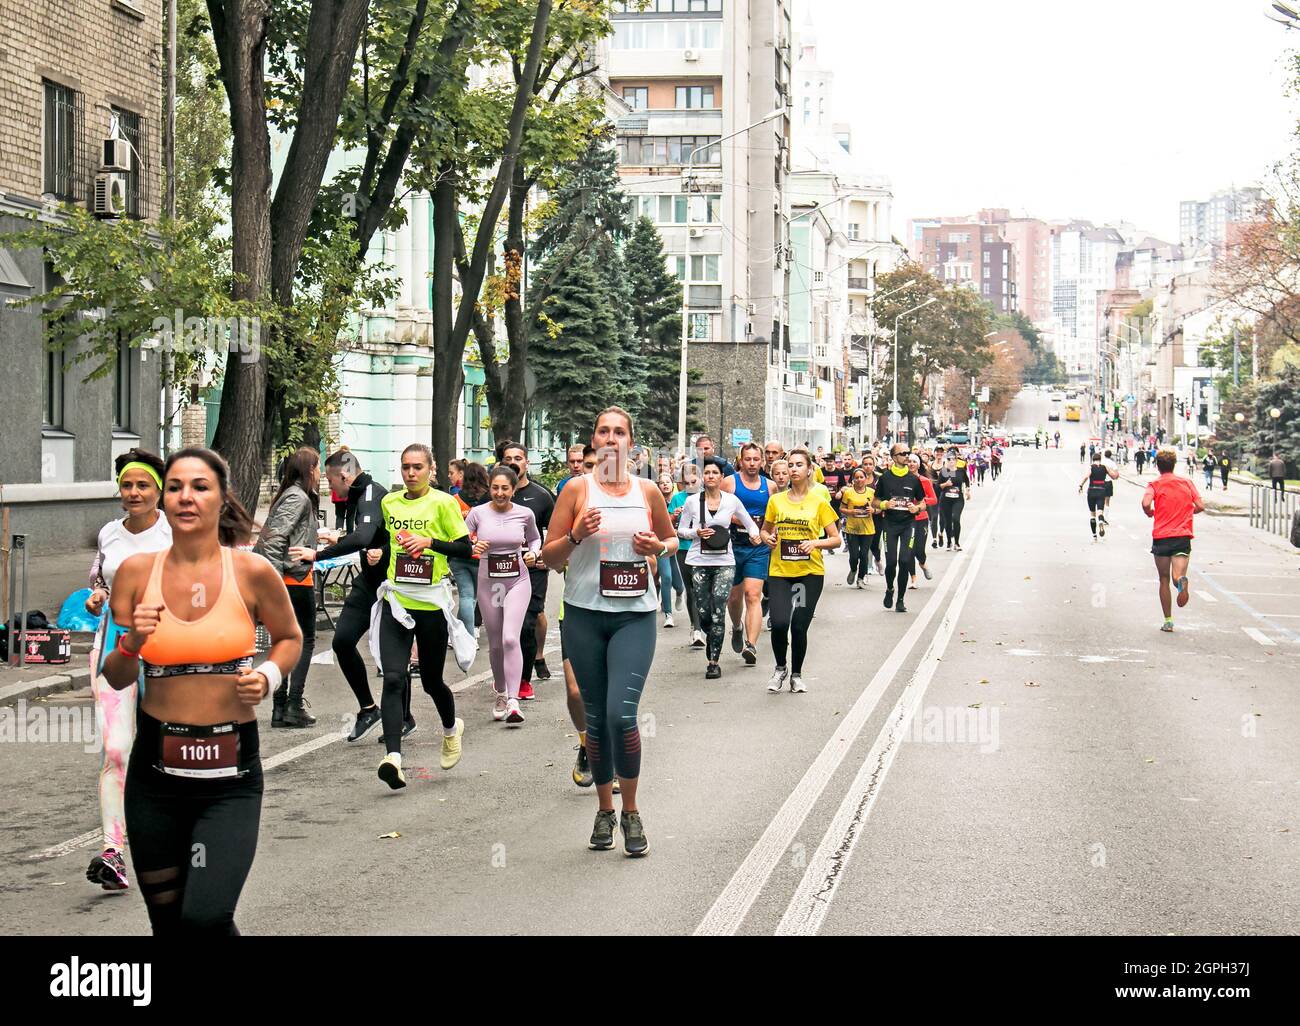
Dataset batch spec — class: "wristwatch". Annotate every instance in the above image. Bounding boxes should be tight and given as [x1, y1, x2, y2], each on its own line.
[567, 530, 581, 546]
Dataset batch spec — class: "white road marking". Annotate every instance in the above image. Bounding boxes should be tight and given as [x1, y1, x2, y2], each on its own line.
[28, 828, 103, 862]
[775, 462, 1007, 936]
[694, 474, 1015, 936]
[1196, 591, 1217, 603]
[1217, 591, 1300, 597]
[1243, 627, 1275, 647]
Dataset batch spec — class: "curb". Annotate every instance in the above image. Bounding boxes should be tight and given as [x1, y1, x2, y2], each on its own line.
[0, 666, 92, 708]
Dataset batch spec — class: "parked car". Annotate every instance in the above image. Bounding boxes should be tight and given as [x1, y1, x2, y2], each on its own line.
[1011, 431, 1033, 446]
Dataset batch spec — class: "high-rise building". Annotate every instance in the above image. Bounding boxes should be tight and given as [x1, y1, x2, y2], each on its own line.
[1179, 186, 1264, 248]
[911, 218, 1017, 314]
[608, 0, 793, 449]
[999, 218, 1052, 324]
[1048, 222, 1124, 380]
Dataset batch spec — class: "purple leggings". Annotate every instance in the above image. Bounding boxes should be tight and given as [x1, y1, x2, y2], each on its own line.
[476, 566, 531, 699]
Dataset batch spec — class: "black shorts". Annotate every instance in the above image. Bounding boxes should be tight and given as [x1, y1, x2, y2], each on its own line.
[1104, 481, 1113, 498]
[1086, 489, 1106, 512]
[1151, 536, 1192, 558]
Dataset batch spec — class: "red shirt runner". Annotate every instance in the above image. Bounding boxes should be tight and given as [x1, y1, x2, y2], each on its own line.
[1142, 473, 1200, 539]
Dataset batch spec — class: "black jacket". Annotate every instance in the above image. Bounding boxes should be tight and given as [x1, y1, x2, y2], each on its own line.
[314, 472, 389, 588]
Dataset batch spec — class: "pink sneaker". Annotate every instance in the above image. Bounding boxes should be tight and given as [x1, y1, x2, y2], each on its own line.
[86, 848, 129, 891]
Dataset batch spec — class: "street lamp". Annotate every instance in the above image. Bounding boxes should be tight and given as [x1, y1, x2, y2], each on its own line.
[1267, 1, 1300, 27]
[890, 296, 937, 440]
[1270, 406, 1282, 452]
[677, 107, 786, 454]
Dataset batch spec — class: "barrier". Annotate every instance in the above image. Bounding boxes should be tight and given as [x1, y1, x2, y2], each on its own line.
[1248, 483, 1299, 540]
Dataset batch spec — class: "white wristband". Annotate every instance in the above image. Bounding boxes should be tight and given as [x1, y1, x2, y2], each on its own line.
[255, 660, 283, 695]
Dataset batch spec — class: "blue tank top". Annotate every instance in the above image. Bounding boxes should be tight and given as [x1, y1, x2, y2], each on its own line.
[730, 473, 770, 546]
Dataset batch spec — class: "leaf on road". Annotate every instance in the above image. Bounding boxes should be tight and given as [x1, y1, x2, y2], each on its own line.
[1144, 759, 1156, 764]
[378, 832, 401, 839]
[1024, 576, 1031, 580]
[977, 678, 990, 684]
[1025, 681, 1040, 687]
[968, 703, 982, 709]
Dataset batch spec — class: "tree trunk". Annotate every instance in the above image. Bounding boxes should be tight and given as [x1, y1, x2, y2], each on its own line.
[207, 0, 272, 513]
[489, 166, 530, 445]
[430, 169, 462, 489]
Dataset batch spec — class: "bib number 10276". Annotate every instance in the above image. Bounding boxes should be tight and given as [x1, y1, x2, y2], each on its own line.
[599, 560, 649, 598]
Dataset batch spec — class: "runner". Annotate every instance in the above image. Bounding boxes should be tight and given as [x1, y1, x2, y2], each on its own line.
[760, 458, 791, 628]
[542, 407, 679, 856]
[656, 473, 685, 627]
[694, 434, 735, 477]
[102, 448, 301, 934]
[763, 441, 785, 477]
[858, 455, 885, 574]
[1201, 450, 1215, 490]
[289, 449, 394, 744]
[840, 466, 876, 588]
[873, 443, 926, 613]
[448, 462, 490, 639]
[465, 466, 541, 725]
[556, 444, 593, 495]
[1135, 447, 1147, 475]
[722, 442, 770, 666]
[907, 454, 938, 586]
[1078, 452, 1118, 540]
[936, 451, 970, 551]
[496, 442, 555, 697]
[990, 444, 1003, 481]
[1141, 448, 1206, 632]
[678, 462, 761, 678]
[1102, 448, 1118, 512]
[670, 462, 705, 646]
[760, 448, 841, 693]
[562, 445, 601, 788]
[83, 449, 173, 892]
[253, 446, 321, 729]
[372, 444, 474, 789]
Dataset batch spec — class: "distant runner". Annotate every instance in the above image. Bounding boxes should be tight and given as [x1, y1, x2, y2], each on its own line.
[1141, 448, 1206, 633]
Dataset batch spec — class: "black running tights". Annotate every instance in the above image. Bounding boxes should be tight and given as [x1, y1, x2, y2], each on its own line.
[378, 603, 454, 755]
[882, 521, 915, 597]
[768, 575, 824, 674]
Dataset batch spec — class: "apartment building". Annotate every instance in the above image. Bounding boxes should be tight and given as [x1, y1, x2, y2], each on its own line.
[912, 218, 1017, 314]
[1179, 186, 1264, 249]
[608, 0, 793, 449]
[0, 0, 163, 551]
[1047, 222, 1124, 381]
[999, 217, 1052, 323]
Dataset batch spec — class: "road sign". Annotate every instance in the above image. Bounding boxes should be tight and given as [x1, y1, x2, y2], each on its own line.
[729, 428, 752, 447]
[979, 386, 990, 403]
[887, 400, 902, 414]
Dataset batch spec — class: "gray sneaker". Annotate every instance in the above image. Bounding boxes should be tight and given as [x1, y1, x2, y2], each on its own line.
[589, 809, 617, 850]
[620, 810, 649, 857]
[922, 565, 932, 581]
[767, 666, 789, 693]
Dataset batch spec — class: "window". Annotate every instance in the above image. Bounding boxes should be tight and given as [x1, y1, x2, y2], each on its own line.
[113, 334, 132, 430]
[983, 232, 995, 242]
[617, 135, 719, 165]
[983, 251, 990, 263]
[983, 266, 990, 279]
[672, 255, 686, 280]
[43, 80, 80, 201]
[688, 313, 712, 339]
[611, 19, 721, 49]
[44, 343, 65, 429]
[847, 223, 861, 240]
[111, 106, 144, 218]
[947, 232, 970, 244]
[623, 86, 648, 110]
[636, 193, 720, 224]
[690, 254, 719, 281]
[982, 283, 991, 296]
[675, 85, 715, 108]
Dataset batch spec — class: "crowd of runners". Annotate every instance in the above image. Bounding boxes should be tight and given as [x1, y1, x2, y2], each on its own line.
[75, 411, 1091, 934]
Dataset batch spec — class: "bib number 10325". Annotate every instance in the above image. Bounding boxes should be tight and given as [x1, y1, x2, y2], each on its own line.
[599, 560, 649, 598]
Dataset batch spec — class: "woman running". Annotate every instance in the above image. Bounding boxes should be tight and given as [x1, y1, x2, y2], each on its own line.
[669, 463, 703, 645]
[448, 462, 489, 638]
[840, 466, 876, 588]
[937, 451, 970, 550]
[760, 448, 841, 694]
[84, 449, 173, 892]
[253, 446, 321, 729]
[1078, 453, 1119, 540]
[655, 473, 686, 627]
[908, 454, 939, 586]
[464, 466, 540, 725]
[542, 407, 678, 856]
[677, 462, 761, 679]
[373, 444, 474, 789]
[102, 448, 301, 934]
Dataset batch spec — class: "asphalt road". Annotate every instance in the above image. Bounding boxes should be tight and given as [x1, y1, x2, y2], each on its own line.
[3, 392, 1297, 935]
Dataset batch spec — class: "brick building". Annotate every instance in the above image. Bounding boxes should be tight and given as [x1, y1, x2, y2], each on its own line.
[911, 216, 1017, 314]
[0, 0, 163, 552]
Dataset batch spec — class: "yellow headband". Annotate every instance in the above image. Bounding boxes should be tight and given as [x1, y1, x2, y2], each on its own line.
[117, 461, 163, 491]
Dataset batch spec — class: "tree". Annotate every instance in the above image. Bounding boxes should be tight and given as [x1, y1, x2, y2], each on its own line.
[529, 247, 618, 443]
[177, 0, 230, 225]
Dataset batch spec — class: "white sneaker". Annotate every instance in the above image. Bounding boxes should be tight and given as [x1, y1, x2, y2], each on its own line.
[922, 565, 933, 581]
[790, 674, 806, 694]
[505, 698, 524, 725]
[492, 692, 508, 721]
[763, 614, 771, 631]
[664, 612, 675, 628]
[767, 667, 789, 693]
[674, 591, 684, 612]
[691, 629, 706, 648]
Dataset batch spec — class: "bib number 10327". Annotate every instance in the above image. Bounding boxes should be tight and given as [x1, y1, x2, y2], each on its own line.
[599, 560, 650, 598]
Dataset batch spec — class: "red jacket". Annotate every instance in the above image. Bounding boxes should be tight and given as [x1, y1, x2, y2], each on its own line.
[914, 475, 939, 521]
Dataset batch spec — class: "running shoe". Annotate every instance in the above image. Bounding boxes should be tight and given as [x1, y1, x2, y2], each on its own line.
[705, 663, 721, 680]
[691, 630, 706, 648]
[346, 706, 382, 743]
[847, 569, 856, 585]
[763, 614, 771, 631]
[440, 718, 465, 770]
[377, 754, 406, 790]
[376, 717, 418, 744]
[590, 809, 617, 850]
[86, 849, 129, 891]
[1175, 576, 1190, 608]
[874, 557, 884, 575]
[518, 681, 536, 700]
[789, 674, 806, 694]
[954, 544, 963, 552]
[767, 666, 789, 693]
[674, 590, 684, 612]
[883, 588, 894, 609]
[572, 745, 593, 787]
[742, 642, 757, 666]
[492, 692, 508, 721]
[613, 778, 621, 795]
[895, 597, 908, 614]
[534, 659, 552, 681]
[731, 627, 744, 654]
[664, 612, 675, 628]
[1160, 620, 1175, 633]
[1098, 517, 1107, 539]
[922, 565, 933, 581]
[856, 577, 865, 589]
[620, 811, 649, 857]
[506, 699, 524, 725]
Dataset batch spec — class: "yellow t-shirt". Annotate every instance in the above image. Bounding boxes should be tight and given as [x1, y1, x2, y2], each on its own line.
[764, 488, 839, 577]
[813, 466, 825, 484]
[840, 486, 876, 535]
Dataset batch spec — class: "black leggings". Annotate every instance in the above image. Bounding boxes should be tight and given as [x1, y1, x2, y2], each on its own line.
[940, 497, 964, 545]
[332, 579, 378, 710]
[561, 605, 655, 785]
[125, 713, 262, 935]
[845, 533, 872, 577]
[768, 575, 824, 674]
[882, 520, 915, 597]
[911, 520, 928, 567]
[675, 549, 701, 631]
[378, 603, 454, 755]
[690, 564, 733, 661]
[867, 529, 882, 564]
[519, 569, 548, 682]
[283, 584, 316, 700]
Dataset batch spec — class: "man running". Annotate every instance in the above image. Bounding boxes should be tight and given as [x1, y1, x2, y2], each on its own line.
[722, 442, 770, 666]
[497, 442, 555, 696]
[694, 434, 735, 477]
[1142, 448, 1205, 632]
[556, 444, 589, 495]
[873, 443, 926, 613]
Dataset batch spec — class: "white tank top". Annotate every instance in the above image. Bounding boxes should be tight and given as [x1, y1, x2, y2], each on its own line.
[563, 474, 658, 614]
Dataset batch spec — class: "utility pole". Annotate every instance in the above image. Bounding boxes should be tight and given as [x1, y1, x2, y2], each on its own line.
[161, 0, 177, 455]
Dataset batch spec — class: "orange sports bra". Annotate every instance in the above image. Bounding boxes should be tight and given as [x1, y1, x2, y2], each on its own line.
[137, 546, 257, 679]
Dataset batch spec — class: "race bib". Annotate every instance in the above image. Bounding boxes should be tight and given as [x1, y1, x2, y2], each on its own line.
[600, 560, 650, 597]
[158, 722, 240, 779]
[394, 552, 433, 585]
[488, 552, 521, 579]
[780, 539, 810, 562]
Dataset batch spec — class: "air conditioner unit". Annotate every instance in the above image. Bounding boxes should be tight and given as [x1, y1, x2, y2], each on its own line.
[102, 137, 132, 172]
[94, 171, 128, 218]
[688, 227, 703, 238]
[683, 49, 699, 61]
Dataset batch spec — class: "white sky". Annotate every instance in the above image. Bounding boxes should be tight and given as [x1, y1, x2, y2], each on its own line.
[803, 0, 1297, 243]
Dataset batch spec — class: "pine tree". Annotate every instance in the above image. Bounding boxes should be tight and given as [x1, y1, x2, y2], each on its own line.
[529, 247, 620, 445]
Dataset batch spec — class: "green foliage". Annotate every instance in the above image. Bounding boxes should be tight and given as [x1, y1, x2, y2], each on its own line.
[176, 0, 228, 223]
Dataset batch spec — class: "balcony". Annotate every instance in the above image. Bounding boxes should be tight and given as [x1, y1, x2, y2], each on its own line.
[847, 277, 870, 291]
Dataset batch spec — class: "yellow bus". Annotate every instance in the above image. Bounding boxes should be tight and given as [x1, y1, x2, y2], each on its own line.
[1065, 400, 1082, 422]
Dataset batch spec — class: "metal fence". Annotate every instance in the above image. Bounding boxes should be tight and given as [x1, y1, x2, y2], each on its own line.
[1248, 483, 1299, 542]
